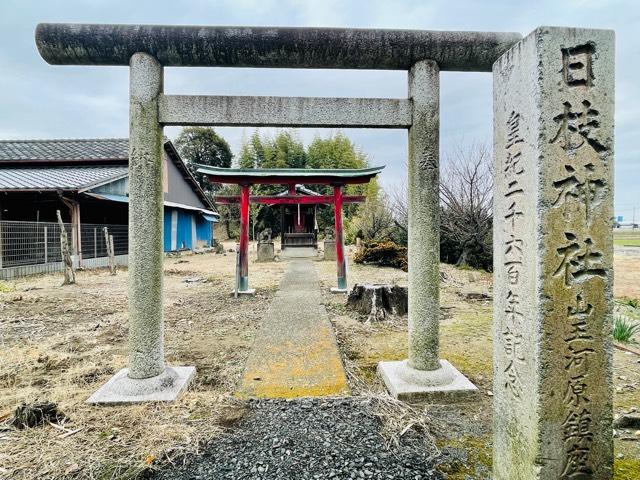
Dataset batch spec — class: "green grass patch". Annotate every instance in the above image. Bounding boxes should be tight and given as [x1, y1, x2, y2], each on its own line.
[613, 316, 640, 343]
[614, 238, 640, 246]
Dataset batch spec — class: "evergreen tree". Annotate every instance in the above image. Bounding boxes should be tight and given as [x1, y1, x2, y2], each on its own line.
[232, 130, 379, 237]
[174, 127, 233, 193]
[238, 143, 255, 169]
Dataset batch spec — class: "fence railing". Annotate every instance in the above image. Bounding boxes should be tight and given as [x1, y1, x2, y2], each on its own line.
[80, 223, 129, 260]
[0, 221, 128, 268]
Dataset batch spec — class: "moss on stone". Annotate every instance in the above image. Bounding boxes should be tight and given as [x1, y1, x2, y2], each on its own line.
[614, 458, 640, 479]
[436, 435, 493, 479]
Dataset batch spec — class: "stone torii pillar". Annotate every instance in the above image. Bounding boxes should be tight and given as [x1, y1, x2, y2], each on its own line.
[87, 52, 195, 403]
[378, 60, 477, 400]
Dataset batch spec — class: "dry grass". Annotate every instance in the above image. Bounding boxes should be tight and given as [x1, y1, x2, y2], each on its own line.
[0, 245, 284, 479]
[321, 253, 640, 479]
[1, 245, 638, 478]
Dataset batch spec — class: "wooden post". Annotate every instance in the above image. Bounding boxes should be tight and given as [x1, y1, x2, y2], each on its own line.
[75, 203, 82, 266]
[239, 184, 250, 291]
[333, 185, 347, 291]
[103, 227, 116, 275]
[109, 234, 116, 275]
[57, 210, 75, 285]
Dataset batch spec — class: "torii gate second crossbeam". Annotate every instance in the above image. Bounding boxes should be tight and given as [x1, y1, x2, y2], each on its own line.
[199, 165, 384, 293]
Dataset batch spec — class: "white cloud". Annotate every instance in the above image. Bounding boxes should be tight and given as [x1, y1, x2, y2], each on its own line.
[0, 0, 637, 212]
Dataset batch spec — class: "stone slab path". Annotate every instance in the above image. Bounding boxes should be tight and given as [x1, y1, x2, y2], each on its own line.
[237, 259, 349, 398]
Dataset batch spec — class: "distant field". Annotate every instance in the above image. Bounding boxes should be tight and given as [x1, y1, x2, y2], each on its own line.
[614, 230, 640, 247]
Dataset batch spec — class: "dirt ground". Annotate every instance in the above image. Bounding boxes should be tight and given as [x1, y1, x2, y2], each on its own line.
[0, 243, 285, 479]
[317, 247, 640, 479]
[0, 243, 638, 479]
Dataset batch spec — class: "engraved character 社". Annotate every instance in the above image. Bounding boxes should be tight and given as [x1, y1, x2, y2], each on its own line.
[553, 233, 606, 286]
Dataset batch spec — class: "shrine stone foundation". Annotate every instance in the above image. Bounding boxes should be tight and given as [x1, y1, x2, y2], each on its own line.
[257, 242, 275, 262]
[36, 23, 615, 478]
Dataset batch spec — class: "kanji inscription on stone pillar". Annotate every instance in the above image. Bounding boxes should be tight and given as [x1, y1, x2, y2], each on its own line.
[493, 27, 614, 479]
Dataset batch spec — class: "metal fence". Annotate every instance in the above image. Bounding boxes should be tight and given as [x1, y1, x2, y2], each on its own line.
[80, 223, 129, 260]
[0, 221, 128, 268]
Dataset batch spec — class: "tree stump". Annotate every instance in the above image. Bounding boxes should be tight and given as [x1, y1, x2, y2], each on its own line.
[346, 283, 408, 322]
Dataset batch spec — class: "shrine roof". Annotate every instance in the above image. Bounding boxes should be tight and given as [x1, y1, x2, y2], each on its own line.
[196, 165, 385, 185]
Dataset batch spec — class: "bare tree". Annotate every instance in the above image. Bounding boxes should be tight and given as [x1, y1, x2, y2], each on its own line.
[439, 141, 493, 268]
[354, 193, 395, 242]
[389, 181, 408, 245]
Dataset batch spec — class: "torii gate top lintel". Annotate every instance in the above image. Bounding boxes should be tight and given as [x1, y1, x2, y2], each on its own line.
[35, 23, 521, 72]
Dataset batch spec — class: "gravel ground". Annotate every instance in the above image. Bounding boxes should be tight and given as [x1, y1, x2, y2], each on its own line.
[153, 397, 444, 480]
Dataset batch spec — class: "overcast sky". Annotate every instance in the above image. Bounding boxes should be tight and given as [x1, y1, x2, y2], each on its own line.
[0, 0, 637, 219]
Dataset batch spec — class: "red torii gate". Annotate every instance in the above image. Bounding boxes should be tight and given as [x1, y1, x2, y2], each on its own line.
[197, 165, 385, 293]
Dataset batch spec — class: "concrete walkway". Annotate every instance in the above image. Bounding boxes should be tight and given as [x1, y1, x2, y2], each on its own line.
[237, 259, 349, 398]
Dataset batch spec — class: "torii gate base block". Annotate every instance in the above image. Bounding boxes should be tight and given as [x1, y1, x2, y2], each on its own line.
[231, 289, 256, 297]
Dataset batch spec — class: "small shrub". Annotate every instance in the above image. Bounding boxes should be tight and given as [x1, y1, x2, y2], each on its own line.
[353, 241, 408, 271]
[213, 241, 225, 254]
[0, 281, 13, 293]
[613, 316, 640, 343]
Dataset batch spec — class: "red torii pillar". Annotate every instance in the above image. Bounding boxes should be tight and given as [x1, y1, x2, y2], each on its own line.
[238, 184, 252, 293]
[332, 184, 347, 292]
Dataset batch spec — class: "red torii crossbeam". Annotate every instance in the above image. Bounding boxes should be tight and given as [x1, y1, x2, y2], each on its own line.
[213, 194, 366, 205]
[198, 165, 384, 293]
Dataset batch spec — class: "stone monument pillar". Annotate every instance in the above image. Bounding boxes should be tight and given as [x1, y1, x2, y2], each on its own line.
[324, 227, 336, 261]
[88, 53, 195, 403]
[493, 27, 614, 478]
[378, 60, 476, 400]
[257, 229, 275, 262]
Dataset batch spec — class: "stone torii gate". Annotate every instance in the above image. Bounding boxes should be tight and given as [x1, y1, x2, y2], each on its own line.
[35, 24, 614, 478]
[204, 165, 383, 293]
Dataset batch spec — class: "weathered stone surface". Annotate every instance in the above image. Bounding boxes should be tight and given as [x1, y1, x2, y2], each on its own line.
[159, 95, 412, 128]
[323, 240, 336, 260]
[407, 60, 441, 372]
[378, 60, 476, 401]
[378, 360, 477, 401]
[87, 367, 195, 404]
[493, 27, 614, 479]
[256, 242, 275, 262]
[127, 53, 166, 380]
[281, 247, 317, 259]
[36, 24, 521, 72]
